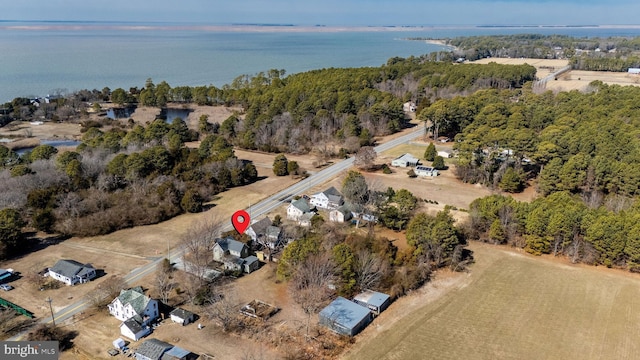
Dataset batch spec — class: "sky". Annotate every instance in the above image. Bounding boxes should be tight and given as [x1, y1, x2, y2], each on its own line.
[2, 0, 639, 26]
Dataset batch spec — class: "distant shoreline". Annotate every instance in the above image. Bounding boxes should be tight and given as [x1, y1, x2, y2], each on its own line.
[3, 22, 640, 33]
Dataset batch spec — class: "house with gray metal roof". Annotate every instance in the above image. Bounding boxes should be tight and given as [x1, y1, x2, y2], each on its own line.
[319, 296, 373, 336]
[213, 237, 259, 274]
[134, 338, 196, 360]
[353, 290, 391, 315]
[391, 153, 420, 167]
[213, 237, 249, 261]
[48, 259, 96, 286]
[134, 338, 173, 360]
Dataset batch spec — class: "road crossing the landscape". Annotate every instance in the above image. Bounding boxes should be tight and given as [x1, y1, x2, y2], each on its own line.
[10, 125, 425, 339]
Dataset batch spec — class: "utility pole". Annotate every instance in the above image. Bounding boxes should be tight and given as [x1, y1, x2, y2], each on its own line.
[45, 297, 55, 326]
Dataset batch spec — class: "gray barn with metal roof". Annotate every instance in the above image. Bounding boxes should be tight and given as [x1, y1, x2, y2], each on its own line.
[318, 297, 372, 336]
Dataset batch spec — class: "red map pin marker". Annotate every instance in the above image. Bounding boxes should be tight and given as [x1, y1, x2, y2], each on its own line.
[231, 210, 250, 234]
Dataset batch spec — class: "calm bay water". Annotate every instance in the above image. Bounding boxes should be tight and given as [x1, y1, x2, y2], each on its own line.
[2, 21, 640, 102]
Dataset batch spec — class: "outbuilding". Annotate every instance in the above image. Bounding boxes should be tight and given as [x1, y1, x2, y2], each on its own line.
[318, 297, 372, 336]
[120, 317, 151, 341]
[353, 290, 391, 315]
[415, 166, 439, 177]
[169, 308, 196, 326]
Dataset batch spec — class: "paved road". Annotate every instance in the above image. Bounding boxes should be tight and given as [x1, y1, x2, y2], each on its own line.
[9, 125, 425, 339]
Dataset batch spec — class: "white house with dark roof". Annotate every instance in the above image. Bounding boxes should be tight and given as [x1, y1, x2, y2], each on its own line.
[48, 259, 96, 286]
[169, 308, 196, 326]
[121, 316, 151, 341]
[310, 186, 344, 210]
[391, 153, 420, 167]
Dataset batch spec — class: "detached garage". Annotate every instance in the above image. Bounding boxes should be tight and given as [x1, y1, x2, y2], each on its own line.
[170, 308, 196, 326]
[319, 297, 372, 337]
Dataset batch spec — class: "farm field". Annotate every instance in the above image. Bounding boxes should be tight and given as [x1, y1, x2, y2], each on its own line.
[471, 57, 640, 92]
[343, 241, 640, 360]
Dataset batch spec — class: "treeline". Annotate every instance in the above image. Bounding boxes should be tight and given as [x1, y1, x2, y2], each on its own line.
[419, 34, 640, 72]
[0, 117, 258, 259]
[570, 55, 640, 72]
[419, 83, 640, 198]
[469, 192, 640, 270]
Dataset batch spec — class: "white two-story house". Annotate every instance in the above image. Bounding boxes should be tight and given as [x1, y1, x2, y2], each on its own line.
[310, 187, 344, 210]
[107, 287, 159, 341]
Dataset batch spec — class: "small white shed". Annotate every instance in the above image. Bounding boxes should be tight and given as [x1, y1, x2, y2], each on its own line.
[112, 338, 126, 350]
[170, 308, 196, 326]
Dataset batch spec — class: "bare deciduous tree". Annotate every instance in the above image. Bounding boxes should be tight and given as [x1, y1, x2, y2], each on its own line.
[353, 146, 377, 171]
[155, 258, 174, 305]
[180, 218, 220, 274]
[204, 286, 242, 332]
[289, 254, 336, 338]
[355, 250, 387, 291]
[85, 275, 127, 309]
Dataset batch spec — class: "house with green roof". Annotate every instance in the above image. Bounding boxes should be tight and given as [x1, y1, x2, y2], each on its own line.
[108, 287, 159, 341]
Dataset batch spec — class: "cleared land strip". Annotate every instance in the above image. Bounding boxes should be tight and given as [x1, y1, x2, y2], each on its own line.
[344, 243, 640, 360]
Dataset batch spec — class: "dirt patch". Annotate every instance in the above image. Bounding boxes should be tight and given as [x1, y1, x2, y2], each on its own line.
[549, 70, 640, 91]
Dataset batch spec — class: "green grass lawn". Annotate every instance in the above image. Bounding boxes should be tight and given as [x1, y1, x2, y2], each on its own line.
[345, 243, 640, 360]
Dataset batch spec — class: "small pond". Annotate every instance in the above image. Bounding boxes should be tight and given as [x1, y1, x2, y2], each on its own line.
[157, 108, 192, 123]
[15, 139, 82, 156]
[106, 106, 136, 120]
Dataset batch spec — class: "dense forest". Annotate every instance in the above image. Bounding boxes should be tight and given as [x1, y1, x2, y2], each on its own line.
[421, 82, 640, 270]
[419, 82, 640, 199]
[412, 34, 640, 72]
[0, 117, 259, 259]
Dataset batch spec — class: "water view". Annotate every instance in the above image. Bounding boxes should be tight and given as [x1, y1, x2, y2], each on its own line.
[5, 21, 640, 102]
